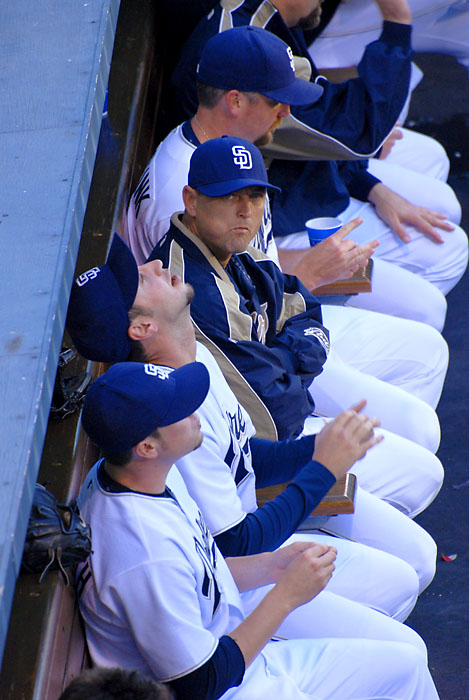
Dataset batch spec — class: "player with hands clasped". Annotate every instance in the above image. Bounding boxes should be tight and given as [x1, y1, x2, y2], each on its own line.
[76, 361, 440, 699]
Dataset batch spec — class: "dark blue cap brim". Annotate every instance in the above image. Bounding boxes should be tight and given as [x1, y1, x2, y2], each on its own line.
[107, 233, 139, 311]
[262, 77, 323, 106]
[197, 179, 281, 197]
[160, 361, 211, 427]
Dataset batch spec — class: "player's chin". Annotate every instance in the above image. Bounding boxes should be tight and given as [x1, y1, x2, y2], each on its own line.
[193, 433, 204, 451]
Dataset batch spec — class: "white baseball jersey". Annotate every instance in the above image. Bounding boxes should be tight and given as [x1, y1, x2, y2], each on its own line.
[75, 460, 439, 700]
[76, 462, 244, 681]
[126, 123, 279, 266]
[176, 343, 257, 535]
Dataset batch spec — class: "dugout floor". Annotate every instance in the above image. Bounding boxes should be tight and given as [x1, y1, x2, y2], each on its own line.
[404, 53, 469, 700]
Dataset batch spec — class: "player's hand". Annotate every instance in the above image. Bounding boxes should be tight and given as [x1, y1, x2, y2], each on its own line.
[268, 540, 324, 581]
[374, 0, 411, 24]
[378, 125, 403, 160]
[313, 399, 384, 478]
[280, 218, 378, 290]
[368, 182, 453, 244]
[275, 543, 337, 607]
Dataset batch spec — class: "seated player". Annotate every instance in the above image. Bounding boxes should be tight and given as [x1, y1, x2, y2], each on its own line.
[169, 0, 468, 298]
[128, 24, 449, 332]
[67, 233, 440, 629]
[76, 360, 440, 699]
[147, 135, 447, 456]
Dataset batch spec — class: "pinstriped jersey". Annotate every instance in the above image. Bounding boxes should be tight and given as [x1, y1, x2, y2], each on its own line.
[76, 462, 244, 681]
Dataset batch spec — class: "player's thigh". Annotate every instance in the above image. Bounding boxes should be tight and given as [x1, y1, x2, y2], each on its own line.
[370, 127, 450, 181]
[347, 428, 444, 517]
[310, 348, 442, 450]
[322, 304, 448, 384]
[225, 638, 438, 700]
[367, 157, 460, 221]
[242, 582, 423, 647]
[319, 485, 437, 593]
[345, 256, 447, 331]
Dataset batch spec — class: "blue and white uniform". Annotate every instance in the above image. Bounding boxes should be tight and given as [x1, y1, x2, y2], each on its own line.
[150, 214, 447, 453]
[169, 0, 468, 297]
[76, 461, 440, 699]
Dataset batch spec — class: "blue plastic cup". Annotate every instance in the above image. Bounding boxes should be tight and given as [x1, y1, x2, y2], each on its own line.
[306, 217, 343, 246]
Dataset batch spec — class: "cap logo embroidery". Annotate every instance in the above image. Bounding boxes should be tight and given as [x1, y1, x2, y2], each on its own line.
[286, 46, 295, 72]
[76, 267, 100, 287]
[232, 145, 252, 170]
[144, 364, 172, 379]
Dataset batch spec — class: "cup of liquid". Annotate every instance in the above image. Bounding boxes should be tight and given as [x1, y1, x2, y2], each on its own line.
[306, 217, 343, 246]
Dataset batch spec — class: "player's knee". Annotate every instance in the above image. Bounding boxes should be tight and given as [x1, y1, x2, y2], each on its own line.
[382, 557, 420, 622]
[402, 452, 444, 518]
[402, 403, 441, 453]
[439, 182, 462, 223]
[396, 624, 430, 660]
[412, 528, 438, 594]
[402, 281, 447, 331]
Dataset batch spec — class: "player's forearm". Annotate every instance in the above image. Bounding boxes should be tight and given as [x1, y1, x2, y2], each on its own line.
[228, 584, 294, 668]
[375, 0, 411, 24]
[225, 551, 278, 592]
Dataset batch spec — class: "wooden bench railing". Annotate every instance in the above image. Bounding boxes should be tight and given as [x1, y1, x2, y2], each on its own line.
[0, 1, 162, 696]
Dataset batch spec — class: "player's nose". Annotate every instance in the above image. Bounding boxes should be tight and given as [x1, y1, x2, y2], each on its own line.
[278, 103, 290, 118]
[144, 259, 164, 276]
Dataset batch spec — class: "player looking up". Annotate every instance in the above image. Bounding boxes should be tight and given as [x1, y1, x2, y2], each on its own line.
[76, 360, 440, 699]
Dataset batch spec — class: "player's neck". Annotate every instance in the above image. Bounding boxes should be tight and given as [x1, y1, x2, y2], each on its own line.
[191, 107, 229, 143]
[144, 322, 196, 369]
[105, 458, 170, 495]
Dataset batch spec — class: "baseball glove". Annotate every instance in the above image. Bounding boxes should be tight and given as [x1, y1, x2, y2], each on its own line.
[21, 483, 92, 585]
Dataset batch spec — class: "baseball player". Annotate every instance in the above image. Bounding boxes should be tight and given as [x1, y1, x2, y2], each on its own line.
[76, 360, 440, 699]
[147, 133, 447, 456]
[127, 29, 450, 457]
[127, 24, 449, 333]
[168, 0, 468, 297]
[67, 233, 441, 641]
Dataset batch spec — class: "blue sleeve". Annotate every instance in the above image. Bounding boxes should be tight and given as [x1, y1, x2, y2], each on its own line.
[250, 435, 316, 487]
[339, 160, 381, 202]
[291, 22, 413, 154]
[168, 636, 244, 700]
[215, 459, 335, 556]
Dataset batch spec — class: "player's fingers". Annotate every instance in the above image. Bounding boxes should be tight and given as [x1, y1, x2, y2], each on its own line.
[355, 433, 385, 458]
[332, 217, 363, 240]
[348, 399, 367, 414]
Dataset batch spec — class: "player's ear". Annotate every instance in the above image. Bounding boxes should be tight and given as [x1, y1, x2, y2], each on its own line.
[134, 435, 159, 459]
[224, 89, 243, 117]
[182, 186, 198, 217]
[128, 317, 159, 342]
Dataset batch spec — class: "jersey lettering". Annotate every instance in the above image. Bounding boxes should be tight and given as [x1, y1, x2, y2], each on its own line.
[76, 558, 93, 599]
[194, 513, 221, 617]
[251, 301, 269, 343]
[76, 267, 100, 287]
[133, 166, 151, 218]
[223, 406, 252, 487]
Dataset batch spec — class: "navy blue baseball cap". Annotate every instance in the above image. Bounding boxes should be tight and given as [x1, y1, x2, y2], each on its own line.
[82, 361, 210, 453]
[67, 234, 138, 363]
[196, 26, 323, 106]
[188, 135, 281, 197]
